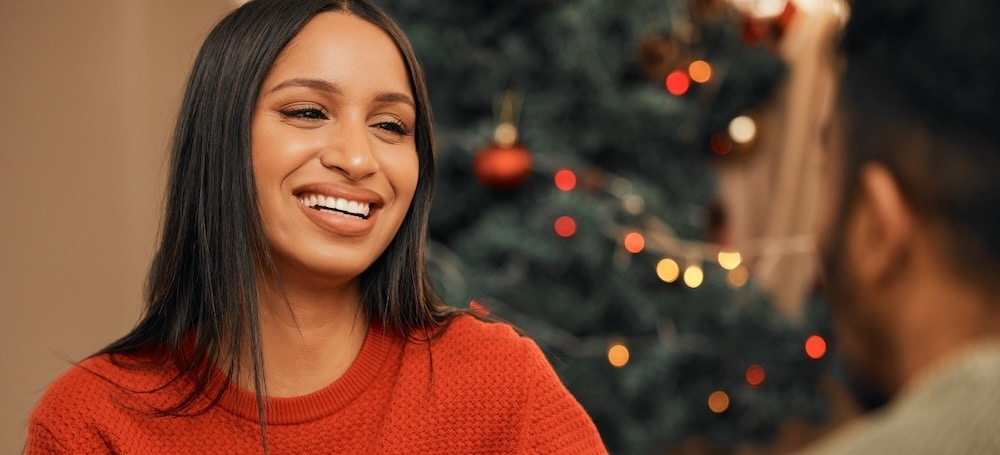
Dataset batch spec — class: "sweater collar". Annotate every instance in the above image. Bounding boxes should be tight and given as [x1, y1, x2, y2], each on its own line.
[216, 318, 402, 424]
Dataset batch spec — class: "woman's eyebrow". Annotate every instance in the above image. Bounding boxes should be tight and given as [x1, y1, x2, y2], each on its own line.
[269, 77, 343, 94]
[373, 91, 415, 110]
[267, 78, 414, 110]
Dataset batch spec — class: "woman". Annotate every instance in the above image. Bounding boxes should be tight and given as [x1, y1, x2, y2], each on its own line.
[26, 0, 606, 453]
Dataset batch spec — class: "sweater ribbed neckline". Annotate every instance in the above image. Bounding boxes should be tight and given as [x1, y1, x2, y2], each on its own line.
[216, 319, 401, 425]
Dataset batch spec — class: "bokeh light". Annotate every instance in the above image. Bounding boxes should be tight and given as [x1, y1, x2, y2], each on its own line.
[623, 194, 645, 215]
[554, 168, 577, 191]
[554, 216, 577, 238]
[608, 343, 630, 368]
[683, 265, 704, 288]
[666, 70, 691, 96]
[657, 258, 680, 283]
[745, 364, 766, 387]
[493, 122, 519, 146]
[731, 0, 788, 18]
[624, 232, 645, 253]
[727, 265, 749, 288]
[688, 60, 712, 83]
[710, 132, 733, 155]
[728, 115, 757, 144]
[708, 390, 730, 413]
[718, 251, 742, 270]
[805, 334, 827, 360]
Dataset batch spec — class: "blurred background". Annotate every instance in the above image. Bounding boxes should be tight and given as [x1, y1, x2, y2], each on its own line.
[1, 0, 852, 453]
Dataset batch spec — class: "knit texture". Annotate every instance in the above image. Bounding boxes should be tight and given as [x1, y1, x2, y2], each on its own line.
[27, 315, 607, 454]
[797, 341, 1000, 455]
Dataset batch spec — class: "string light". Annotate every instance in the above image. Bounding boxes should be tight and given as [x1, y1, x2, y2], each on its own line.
[708, 390, 730, 413]
[710, 132, 733, 155]
[745, 364, 765, 387]
[728, 115, 757, 144]
[656, 258, 680, 283]
[683, 265, 704, 288]
[624, 232, 645, 254]
[730, 0, 788, 18]
[608, 342, 630, 367]
[554, 216, 577, 238]
[688, 60, 712, 83]
[666, 70, 691, 96]
[554, 168, 577, 191]
[622, 194, 645, 215]
[727, 265, 749, 288]
[717, 251, 742, 270]
[540, 167, 815, 276]
[805, 334, 827, 360]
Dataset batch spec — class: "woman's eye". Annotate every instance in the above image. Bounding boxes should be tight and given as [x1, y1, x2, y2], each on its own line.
[373, 120, 410, 136]
[280, 107, 328, 121]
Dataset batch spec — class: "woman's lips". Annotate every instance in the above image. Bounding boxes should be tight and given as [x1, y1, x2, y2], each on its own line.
[292, 184, 385, 237]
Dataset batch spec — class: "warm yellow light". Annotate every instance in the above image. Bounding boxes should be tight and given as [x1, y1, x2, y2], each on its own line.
[657, 258, 680, 283]
[684, 265, 704, 289]
[717, 251, 742, 270]
[731, 0, 788, 18]
[708, 390, 730, 414]
[688, 60, 712, 83]
[608, 343, 630, 368]
[727, 265, 749, 288]
[494, 122, 518, 147]
[728, 115, 757, 144]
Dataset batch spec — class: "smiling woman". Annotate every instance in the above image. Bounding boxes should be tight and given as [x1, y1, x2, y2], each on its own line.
[24, 1, 607, 454]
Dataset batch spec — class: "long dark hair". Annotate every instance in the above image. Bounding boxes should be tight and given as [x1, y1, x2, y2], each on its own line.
[97, 0, 455, 442]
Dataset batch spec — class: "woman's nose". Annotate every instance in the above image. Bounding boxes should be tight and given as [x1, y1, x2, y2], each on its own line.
[319, 119, 378, 181]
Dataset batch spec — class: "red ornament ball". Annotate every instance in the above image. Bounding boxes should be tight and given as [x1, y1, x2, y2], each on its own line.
[473, 142, 533, 189]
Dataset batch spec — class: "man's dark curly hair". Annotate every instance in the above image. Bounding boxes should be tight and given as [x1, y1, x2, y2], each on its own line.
[837, 0, 1000, 283]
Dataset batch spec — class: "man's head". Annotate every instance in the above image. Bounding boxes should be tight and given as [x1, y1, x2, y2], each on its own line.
[819, 0, 1000, 407]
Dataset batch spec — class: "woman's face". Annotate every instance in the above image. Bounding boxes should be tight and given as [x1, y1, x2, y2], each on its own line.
[251, 12, 419, 288]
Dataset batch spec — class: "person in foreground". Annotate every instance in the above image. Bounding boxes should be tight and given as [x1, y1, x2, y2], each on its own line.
[799, 1, 1000, 454]
[26, 1, 606, 453]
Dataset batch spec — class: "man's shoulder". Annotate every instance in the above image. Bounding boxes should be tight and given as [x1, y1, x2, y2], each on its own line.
[802, 405, 1000, 455]
[801, 346, 1000, 455]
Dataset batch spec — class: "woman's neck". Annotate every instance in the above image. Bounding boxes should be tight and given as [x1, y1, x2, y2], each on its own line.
[251, 275, 370, 397]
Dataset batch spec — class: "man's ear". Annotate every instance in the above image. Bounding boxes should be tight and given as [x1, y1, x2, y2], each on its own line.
[849, 163, 914, 286]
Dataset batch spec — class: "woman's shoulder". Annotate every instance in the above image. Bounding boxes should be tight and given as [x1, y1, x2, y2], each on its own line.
[31, 352, 178, 421]
[36, 355, 127, 405]
[433, 313, 538, 355]
[397, 313, 607, 453]
[29, 355, 130, 438]
[440, 312, 525, 339]
[28, 352, 187, 452]
[401, 313, 553, 378]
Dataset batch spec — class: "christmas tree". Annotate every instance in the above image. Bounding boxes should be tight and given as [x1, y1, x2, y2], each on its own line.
[378, 0, 837, 453]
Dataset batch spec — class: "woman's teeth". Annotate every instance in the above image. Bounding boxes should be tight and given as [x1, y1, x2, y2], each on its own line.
[298, 194, 371, 218]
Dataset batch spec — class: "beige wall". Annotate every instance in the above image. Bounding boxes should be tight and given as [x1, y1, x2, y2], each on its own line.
[0, 1, 232, 451]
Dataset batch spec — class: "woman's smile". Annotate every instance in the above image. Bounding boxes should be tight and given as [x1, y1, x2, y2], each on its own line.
[293, 183, 385, 237]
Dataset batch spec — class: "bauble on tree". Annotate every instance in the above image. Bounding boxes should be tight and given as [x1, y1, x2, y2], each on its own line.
[473, 122, 533, 190]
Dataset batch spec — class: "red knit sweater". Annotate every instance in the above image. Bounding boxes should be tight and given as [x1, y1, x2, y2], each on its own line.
[27, 315, 607, 454]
